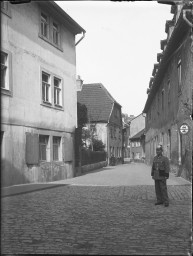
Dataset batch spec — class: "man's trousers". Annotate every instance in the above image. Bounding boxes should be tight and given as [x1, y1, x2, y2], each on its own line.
[154, 179, 169, 203]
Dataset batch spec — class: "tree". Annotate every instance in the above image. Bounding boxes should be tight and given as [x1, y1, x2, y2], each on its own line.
[92, 138, 106, 151]
[77, 102, 88, 128]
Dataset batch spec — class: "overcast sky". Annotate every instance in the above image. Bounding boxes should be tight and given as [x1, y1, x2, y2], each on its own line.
[56, 1, 173, 116]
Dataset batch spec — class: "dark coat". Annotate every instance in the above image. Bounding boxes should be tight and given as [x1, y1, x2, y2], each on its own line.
[151, 155, 170, 180]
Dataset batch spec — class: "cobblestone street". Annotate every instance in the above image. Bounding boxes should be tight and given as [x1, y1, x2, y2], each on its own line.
[1, 163, 192, 255]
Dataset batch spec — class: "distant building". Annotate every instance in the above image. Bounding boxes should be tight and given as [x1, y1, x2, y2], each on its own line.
[1, 1, 85, 186]
[130, 129, 145, 161]
[77, 83, 123, 164]
[129, 114, 145, 161]
[143, 2, 192, 181]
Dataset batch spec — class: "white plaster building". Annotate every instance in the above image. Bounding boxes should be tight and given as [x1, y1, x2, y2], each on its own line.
[1, 1, 85, 186]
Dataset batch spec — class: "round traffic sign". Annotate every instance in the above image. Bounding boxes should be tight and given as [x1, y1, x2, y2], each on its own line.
[179, 123, 189, 134]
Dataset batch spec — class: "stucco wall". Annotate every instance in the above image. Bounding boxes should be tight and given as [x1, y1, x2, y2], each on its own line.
[130, 114, 145, 138]
[1, 2, 78, 186]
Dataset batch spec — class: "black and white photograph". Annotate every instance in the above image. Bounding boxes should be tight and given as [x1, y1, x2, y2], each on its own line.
[1, 0, 192, 255]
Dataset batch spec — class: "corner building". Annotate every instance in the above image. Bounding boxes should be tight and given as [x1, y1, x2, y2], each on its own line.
[1, 1, 85, 186]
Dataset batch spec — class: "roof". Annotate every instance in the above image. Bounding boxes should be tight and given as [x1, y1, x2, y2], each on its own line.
[130, 128, 145, 140]
[77, 83, 121, 123]
[143, 4, 191, 113]
[38, 1, 85, 35]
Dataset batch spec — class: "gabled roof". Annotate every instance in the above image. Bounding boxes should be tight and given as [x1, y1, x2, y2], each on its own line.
[130, 128, 145, 140]
[77, 83, 121, 123]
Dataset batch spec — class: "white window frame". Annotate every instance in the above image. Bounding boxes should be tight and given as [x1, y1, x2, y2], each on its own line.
[42, 71, 51, 104]
[53, 136, 62, 161]
[39, 135, 50, 162]
[41, 68, 63, 109]
[39, 10, 62, 52]
[40, 12, 49, 39]
[52, 21, 60, 46]
[54, 76, 62, 106]
[1, 49, 12, 96]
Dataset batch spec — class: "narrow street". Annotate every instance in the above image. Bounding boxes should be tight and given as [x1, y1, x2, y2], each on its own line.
[1, 163, 192, 255]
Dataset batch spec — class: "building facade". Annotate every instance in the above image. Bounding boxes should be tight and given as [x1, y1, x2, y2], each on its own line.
[143, 3, 192, 181]
[1, 1, 85, 186]
[130, 129, 145, 161]
[77, 83, 123, 164]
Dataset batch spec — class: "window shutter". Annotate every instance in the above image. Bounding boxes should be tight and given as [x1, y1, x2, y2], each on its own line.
[25, 132, 39, 164]
[62, 135, 73, 162]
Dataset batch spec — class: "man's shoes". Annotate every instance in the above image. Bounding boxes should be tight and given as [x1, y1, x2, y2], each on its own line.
[164, 202, 169, 207]
[155, 202, 163, 205]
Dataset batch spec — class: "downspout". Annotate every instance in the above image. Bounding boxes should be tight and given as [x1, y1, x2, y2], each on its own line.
[75, 32, 86, 46]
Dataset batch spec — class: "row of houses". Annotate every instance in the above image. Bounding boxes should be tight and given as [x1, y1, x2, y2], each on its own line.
[1, 1, 192, 186]
[143, 2, 193, 181]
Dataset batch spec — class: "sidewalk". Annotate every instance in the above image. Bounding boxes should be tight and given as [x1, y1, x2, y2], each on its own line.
[1, 162, 191, 197]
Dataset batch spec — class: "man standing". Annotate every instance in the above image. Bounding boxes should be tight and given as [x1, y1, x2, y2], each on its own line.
[151, 145, 170, 207]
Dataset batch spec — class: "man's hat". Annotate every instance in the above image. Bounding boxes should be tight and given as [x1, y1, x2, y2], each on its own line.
[156, 144, 163, 150]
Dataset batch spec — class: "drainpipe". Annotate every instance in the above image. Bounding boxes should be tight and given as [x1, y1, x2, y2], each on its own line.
[75, 32, 86, 46]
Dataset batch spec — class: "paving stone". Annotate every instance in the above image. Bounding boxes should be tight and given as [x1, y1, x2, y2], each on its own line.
[1, 163, 191, 255]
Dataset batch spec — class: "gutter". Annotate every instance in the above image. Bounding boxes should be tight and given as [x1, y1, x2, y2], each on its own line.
[75, 31, 86, 46]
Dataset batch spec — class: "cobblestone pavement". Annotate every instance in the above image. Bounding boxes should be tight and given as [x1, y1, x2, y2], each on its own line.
[1, 164, 192, 255]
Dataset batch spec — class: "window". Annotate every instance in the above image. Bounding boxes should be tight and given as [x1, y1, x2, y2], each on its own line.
[53, 22, 59, 45]
[132, 142, 135, 147]
[39, 12, 62, 51]
[1, 51, 8, 89]
[54, 77, 62, 106]
[41, 70, 63, 108]
[53, 136, 61, 161]
[39, 135, 49, 161]
[42, 72, 51, 103]
[136, 142, 140, 147]
[1, 50, 11, 95]
[41, 13, 49, 39]
[167, 80, 171, 105]
[161, 89, 164, 111]
[177, 58, 182, 90]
